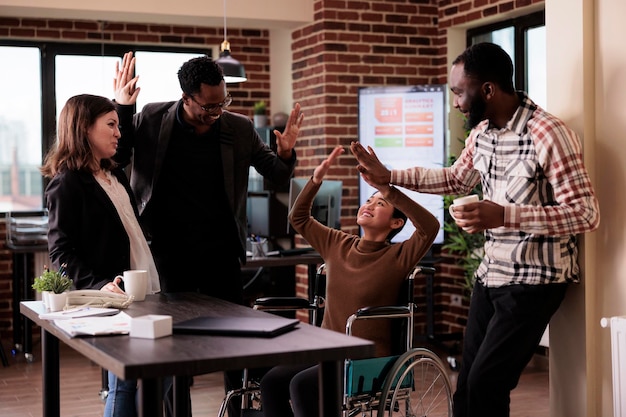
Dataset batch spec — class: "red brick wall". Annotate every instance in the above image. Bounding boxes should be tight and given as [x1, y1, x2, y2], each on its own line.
[0, 0, 544, 345]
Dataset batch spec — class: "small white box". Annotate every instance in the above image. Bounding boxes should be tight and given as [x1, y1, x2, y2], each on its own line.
[130, 314, 173, 339]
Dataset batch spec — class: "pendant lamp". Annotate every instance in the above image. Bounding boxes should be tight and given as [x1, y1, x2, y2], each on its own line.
[215, 0, 247, 83]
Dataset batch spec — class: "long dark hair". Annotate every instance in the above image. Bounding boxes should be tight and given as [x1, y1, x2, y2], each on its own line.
[41, 94, 117, 178]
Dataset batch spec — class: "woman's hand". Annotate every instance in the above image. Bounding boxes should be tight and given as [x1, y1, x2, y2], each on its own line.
[312, 146, 344, 185]
[100, 276, 126, 294]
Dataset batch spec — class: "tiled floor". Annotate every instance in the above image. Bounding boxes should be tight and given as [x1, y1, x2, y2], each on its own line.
[0, 340, 548, 417]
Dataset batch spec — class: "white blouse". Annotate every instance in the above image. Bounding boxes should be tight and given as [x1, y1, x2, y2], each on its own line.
[95, 171, 161, 293]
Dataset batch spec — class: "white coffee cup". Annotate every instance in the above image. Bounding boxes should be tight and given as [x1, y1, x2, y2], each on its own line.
[449, 194, 480, 221]
[116, 270, 148, 301]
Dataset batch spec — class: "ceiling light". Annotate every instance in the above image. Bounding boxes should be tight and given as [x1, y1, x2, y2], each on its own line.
[215, 0, 247, 83]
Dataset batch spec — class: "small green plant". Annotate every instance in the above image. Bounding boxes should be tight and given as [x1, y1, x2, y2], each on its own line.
[253, 100, 267, 115]
[32, 264, 72, 294]
[442, 138, 486, 298]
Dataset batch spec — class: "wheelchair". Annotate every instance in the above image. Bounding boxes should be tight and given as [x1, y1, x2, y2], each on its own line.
[218, 264, 453, 417]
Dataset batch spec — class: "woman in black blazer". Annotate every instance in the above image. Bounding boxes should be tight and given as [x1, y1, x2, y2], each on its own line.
[41, 94, 160, 417]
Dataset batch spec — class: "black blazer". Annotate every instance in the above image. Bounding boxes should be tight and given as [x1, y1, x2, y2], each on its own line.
[46, 168, 137, 290]
[115, 101, 297, 261]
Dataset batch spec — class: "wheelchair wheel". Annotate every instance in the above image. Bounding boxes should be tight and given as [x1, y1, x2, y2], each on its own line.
[376, 348, 453, 417]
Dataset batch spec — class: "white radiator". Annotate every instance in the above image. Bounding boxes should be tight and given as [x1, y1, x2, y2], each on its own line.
[601, 316, 626, 417]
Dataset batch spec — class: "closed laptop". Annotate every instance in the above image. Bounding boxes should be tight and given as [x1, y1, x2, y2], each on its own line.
[173, 316, 300, 337]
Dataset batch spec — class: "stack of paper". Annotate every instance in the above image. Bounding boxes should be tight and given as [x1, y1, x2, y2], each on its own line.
[51, 312, 132, 337]
[39, 307, 119, 320]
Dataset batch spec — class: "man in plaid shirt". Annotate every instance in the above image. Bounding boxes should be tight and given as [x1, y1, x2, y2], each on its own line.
[351, 42, 600, 417]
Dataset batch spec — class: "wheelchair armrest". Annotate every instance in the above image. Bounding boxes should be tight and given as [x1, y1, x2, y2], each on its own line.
[254, 297, 313, 309]
[355, 305, 411, 318]
[346, 305, 414, 336]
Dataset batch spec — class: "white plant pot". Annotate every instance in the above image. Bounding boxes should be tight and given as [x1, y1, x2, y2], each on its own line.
[254, 115, 267, 128]
[41, 291, 51, 308]
[47, 292, 68, 312]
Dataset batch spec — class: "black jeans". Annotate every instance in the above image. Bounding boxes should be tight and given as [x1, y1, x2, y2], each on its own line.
[452, 280, 567, 417]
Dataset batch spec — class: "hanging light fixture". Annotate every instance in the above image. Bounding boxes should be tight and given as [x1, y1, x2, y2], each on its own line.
[215, 0, 247, 83]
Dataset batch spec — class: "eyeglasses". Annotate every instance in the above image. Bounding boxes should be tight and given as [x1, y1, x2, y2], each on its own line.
[190, 94, 232, 113]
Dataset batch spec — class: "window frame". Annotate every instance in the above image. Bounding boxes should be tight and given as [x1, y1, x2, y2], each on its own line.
[0, 40, 209, 212]
[466, 10, 545, 92]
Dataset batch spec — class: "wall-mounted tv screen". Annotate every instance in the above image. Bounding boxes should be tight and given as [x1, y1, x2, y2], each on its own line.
[288, 178, 342, 232]
[358, 85, 446, 244]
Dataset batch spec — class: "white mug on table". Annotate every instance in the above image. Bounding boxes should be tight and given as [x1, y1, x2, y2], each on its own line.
[116, 270, 148, 301]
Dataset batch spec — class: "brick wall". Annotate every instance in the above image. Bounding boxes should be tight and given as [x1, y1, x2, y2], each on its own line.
[0, 0, 544, 346]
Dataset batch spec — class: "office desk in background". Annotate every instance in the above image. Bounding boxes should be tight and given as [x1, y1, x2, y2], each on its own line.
[7, 242, 48, 362]
[244, 252, 324, 300]
[21, 292, 374, 417]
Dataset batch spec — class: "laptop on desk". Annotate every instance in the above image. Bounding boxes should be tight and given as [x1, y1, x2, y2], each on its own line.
[173, 316, 300, 337]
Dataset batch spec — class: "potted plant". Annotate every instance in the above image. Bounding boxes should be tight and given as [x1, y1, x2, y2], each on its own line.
[253, 100, 267, 128]
[33, 264, 73, 311]
[441, 155, 485, 298]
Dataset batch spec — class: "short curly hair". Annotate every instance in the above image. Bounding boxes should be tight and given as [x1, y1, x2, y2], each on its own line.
[452, 42, 515, 94]
[178, 56, 224, 95]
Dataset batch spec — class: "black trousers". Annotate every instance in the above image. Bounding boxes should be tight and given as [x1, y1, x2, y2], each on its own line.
[260, 363, 319, 417]
[452, 280, 567, 417]
[155, 248, 245, 417]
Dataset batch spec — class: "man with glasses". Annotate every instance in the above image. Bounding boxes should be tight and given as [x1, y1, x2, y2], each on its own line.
[113, 52, 304, 416]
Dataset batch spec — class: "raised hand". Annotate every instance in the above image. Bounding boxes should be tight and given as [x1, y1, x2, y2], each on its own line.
[313, 146, 345, 185]
[274, 102, 304, 159]
[350, 141, 391, 187]
[113, 51, 140, 105]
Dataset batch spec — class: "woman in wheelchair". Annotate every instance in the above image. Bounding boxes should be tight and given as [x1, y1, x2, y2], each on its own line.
[259, 144, 440, 417]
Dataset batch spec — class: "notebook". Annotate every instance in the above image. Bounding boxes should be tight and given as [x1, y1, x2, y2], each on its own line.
[172, 316, 300, 338]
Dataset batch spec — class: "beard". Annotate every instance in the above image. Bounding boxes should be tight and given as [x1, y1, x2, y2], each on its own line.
[464, 94, 487, 130]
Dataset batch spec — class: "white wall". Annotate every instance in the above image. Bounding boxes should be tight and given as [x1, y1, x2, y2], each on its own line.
[593, 1, 626, 415]
[548, 0, 625, 416]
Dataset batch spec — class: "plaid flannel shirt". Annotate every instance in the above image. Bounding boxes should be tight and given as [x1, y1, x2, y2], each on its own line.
[392, 93, 600, 287]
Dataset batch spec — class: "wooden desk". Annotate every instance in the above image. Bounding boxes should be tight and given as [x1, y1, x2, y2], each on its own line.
[244, 252, 323, 269]
[21, 293, 374, 417]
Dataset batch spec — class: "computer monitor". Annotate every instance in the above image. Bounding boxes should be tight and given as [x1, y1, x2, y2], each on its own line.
[358, 84, 447, 244]
[288, 178, 342, 232]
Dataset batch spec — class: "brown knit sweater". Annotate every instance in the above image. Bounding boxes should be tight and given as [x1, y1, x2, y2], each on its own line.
[288, 179, 440, 357]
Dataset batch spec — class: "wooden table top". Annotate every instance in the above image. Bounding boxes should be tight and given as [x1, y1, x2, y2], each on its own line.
[21, 292, 374, 380]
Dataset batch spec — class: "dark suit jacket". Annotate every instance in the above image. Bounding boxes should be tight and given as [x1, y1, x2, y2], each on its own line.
[46, 169, 137, 290]
[115, 101, 296, 261]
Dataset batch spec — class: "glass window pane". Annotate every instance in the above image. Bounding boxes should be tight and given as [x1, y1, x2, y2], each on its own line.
[55, 55, 121, 118]
[0, 46, 43, 211]
[134, 51, 204, 110]
[526, 26, 547, 108]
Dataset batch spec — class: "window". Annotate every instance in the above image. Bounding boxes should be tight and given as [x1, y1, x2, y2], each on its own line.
[0, 46, 41, 211]
[467, 10, 546, 108]
[0, 42, 207, 213]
